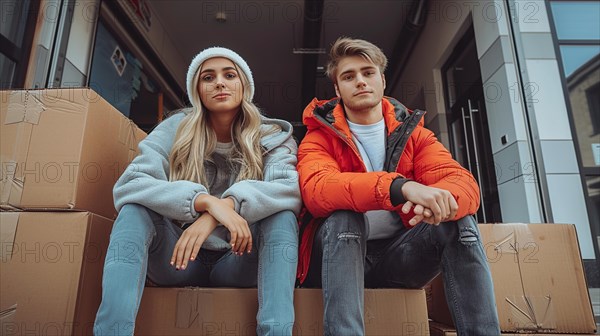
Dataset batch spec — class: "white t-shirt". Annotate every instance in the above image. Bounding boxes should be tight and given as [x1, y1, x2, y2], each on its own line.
[347, 118, 403, 240]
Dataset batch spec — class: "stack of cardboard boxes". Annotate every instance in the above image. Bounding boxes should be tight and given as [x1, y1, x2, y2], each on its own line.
[0, 88, 147, 334]
[1, 88, 596, 335]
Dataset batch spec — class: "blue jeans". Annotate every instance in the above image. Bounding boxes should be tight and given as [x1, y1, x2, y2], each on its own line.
[304, 210, 500, 336]
[94, 204, 298, 336]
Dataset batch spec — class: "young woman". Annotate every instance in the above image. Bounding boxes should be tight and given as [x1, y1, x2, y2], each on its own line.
[94, 47, 301, 336]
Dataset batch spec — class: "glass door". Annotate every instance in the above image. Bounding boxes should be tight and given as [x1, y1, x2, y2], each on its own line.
[444, 26, 502, 223]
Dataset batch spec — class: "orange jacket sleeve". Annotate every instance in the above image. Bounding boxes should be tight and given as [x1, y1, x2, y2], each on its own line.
[409, 127, 480, 220]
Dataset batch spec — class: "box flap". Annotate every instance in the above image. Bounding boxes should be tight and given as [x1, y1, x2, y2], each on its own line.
[0, 212, 19, 261]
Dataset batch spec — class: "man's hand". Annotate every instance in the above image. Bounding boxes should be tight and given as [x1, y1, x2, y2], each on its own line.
[401, 181, 458, 225]
[171, 212, 218, 270]
[196, 194, 252, 255]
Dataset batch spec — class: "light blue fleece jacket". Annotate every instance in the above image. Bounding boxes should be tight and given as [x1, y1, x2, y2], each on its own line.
[113, 109, 302, 225]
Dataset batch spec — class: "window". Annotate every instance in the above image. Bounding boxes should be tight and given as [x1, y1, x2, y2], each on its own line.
[0, 0, 39, 89]
[550, 1, 600, 40]
[550, 1, 600, 170]
[549, 0, 600, 264]
[587, 82, 600, 136]
[89, 18, 178, 132]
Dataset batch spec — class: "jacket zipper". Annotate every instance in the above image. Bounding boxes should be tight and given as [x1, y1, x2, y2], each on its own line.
[382, 110, 425, 172]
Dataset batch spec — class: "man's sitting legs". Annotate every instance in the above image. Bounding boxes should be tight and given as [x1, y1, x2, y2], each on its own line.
[366, 216, 501, 335]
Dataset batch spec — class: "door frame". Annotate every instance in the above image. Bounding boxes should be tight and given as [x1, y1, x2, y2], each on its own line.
[441, 25, 502, 223]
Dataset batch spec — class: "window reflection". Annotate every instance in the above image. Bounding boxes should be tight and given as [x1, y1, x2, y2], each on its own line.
[551, 2, 600, 40]
[566, 54, 600, 168]
[551, 1, 600, 169]
[587, 83, 600, 137]
[586, 176, 600, 230]
[560, 45, 600, 77]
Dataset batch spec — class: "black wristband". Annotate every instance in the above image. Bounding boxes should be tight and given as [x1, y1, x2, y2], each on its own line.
[390, 177, 412, 206]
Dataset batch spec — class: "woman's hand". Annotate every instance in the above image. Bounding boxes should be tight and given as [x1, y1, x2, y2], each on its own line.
[171, 212, 218, 270]
[195, 194, 252, 255]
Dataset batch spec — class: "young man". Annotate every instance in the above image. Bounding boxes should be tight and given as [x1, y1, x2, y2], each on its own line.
[297, 37, 500, 335]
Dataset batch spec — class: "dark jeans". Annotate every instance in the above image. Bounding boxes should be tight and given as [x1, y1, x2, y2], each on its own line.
[304, 210, 500, 336]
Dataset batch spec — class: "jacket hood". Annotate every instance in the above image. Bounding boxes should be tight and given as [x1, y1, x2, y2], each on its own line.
[259, 115, 294, 151]
[302, 96, 424, 138]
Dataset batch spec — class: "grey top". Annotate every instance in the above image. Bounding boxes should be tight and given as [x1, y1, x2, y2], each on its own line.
[113, 109, 302, 227]
[208, 141, 238, 199]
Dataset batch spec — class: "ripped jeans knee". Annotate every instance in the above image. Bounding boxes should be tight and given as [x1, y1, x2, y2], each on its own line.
[322, 210, 368, 246]
[456, 215, 481, 247]
[337, 231, 362, 240]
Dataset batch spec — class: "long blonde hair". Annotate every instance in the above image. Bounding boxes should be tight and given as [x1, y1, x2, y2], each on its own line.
[168, 61, 265, 190]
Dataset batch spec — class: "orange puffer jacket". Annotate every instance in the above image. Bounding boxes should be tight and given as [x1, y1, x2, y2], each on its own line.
[296, 96, 480, 284]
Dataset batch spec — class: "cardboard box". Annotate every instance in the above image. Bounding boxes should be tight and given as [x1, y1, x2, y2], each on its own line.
[136, 288, 429, 335]
[0, 211, 113, 335]
[293, 288, 429, 335]
[429, 321, 458, 336]
[427, 223, 596, 334]
[429, 321, 597, 336]
[0, 88, 147, 219]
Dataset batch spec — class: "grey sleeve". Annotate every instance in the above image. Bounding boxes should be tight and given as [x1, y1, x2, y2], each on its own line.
[221, 136, 302, 224]
[113, 113, 208, 221]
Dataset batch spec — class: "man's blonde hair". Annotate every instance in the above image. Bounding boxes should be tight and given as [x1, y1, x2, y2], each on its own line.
[326, 37, 388, 82]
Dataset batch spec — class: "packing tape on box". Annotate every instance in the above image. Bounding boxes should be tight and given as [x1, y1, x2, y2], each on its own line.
[1, 91, 42, 206]
[5, 90, 45, 125]
[489, 224, 556, 332]
[176, 289, 214, 329]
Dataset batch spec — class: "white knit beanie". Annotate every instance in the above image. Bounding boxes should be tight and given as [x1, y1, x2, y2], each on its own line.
[186, 47, 254, 104]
